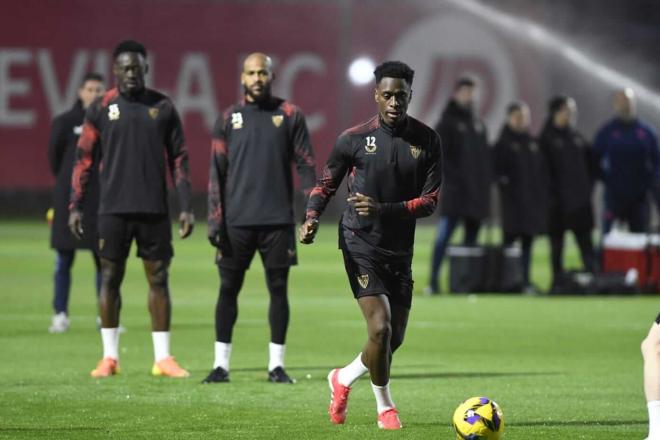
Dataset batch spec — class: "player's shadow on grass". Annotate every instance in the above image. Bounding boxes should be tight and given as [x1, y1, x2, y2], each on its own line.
[509, 420, 646, 427]
[230, 364, 447, 373]
[229, 367, 560, 381]
[390, 371, 561, 380]
[0, 427, 103, 433]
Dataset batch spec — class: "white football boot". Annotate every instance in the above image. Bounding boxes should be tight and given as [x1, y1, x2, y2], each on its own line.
[48, 312, 70, 333]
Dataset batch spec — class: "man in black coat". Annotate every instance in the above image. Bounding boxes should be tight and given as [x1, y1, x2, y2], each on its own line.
[427, 77, 492, 294]
[47, 72, 105, 333]
[494, 102, 548, 291]
[539, 95, 596, 290]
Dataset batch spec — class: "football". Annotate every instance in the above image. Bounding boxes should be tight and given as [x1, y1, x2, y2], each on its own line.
[452, 397, 505, 440]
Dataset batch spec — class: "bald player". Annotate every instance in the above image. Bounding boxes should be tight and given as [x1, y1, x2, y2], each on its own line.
[594, 88, 658, 235]
[204, 53, 316, 384]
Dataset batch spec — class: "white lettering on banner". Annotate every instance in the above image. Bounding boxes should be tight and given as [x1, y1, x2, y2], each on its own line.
[0, 49, 327, 132]
[37, 49, 91, 116]
[175, 53, 218, 130]
[0, 49, 34, 127]
[277, 53, 326, 133]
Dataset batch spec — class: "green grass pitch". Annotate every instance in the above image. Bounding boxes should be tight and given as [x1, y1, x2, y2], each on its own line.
[0, 220, 655, 439]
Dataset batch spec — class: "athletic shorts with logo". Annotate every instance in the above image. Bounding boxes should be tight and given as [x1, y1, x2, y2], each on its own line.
[339, 226, 413, 309]
[216, 225, 297, 270]
[97, 214, 173, 261]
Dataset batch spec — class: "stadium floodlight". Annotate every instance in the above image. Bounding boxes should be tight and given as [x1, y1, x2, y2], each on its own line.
[348, 57, 375, 86]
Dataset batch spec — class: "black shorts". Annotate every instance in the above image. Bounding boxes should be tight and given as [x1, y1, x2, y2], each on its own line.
[341, 249, 413, 309]
[656, 313, 660, 325]
[97, 214, 173, 261]
[216, 225, 297, 270]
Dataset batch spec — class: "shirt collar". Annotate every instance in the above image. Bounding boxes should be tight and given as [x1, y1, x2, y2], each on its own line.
[378, 114, 408, 136]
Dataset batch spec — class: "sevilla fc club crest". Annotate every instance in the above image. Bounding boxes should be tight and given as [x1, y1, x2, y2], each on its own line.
[272, 115, 284, 127]
[410, 145, 421, 159]
[357, 274, 369, 289]
[149, 107, 159, 119]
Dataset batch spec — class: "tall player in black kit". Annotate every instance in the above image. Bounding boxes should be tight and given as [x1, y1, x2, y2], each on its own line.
[205, 53, 316, 384]
[300, 61, 442, 429]
[70, 40, 194, 379]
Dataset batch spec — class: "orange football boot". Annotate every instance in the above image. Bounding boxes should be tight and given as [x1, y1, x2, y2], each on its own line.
[151, 356, 189, 378]
[90, 357, 119, 378]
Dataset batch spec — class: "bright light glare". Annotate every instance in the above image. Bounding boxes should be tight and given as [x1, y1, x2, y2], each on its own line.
[446, 0, 660, 112]
[348, 57, 375, 86]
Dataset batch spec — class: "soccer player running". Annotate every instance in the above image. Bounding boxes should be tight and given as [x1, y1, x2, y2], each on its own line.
[642, 313, 660, 440]
[69, 40, 194, 378]
[300, 61, 442, 429]
[205, 53, 316, 384]
[47, 72, 105, 333]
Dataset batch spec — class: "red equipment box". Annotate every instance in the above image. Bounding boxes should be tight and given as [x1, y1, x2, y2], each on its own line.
[602, 231, 660, 292]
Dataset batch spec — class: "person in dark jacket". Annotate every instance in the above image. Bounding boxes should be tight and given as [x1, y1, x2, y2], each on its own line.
[593, 88, 658, 234]
[539, 95, 596, 290]
[494, 101, 547, 291]
[427, 77, 492, 294]
[47, 72, 105, 333]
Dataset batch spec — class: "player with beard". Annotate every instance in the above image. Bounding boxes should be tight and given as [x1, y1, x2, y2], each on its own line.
[205, 53, 316, 384]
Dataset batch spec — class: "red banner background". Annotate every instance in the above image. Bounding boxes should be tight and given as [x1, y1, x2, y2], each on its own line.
[1, 0, 548, 192]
